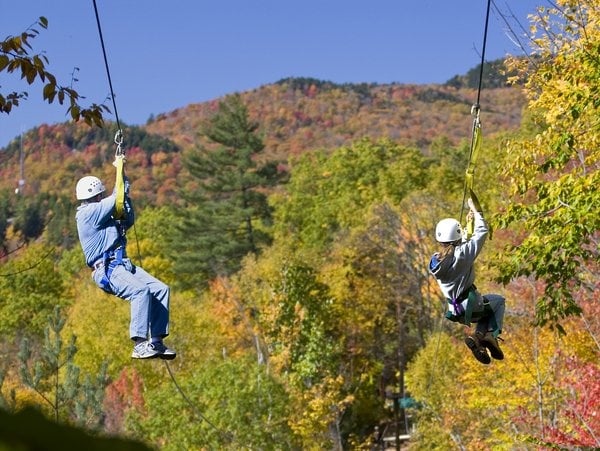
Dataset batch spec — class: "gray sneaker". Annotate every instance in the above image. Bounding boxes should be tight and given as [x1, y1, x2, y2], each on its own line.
[150, 341, 177, 360]
[132, 340, 160, 359]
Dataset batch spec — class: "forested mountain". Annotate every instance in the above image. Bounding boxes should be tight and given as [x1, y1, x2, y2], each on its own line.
[146, 77, 524, 161]
[0, 74, 525, 208]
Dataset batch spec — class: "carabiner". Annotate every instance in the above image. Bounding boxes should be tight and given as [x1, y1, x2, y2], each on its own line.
[114, 129, 124, 157]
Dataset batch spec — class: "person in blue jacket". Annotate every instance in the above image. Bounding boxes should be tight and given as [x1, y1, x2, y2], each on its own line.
[75, 173, 176, 360]
[429, 197, 505, 364]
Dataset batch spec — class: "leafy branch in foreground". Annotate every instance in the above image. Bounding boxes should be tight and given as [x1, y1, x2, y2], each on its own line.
[0, 16, 108, 126]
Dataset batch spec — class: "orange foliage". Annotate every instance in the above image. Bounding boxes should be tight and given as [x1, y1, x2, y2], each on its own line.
[205, 277, 256, 356]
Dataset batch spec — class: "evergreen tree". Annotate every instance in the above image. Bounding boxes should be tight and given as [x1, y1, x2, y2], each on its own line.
[18, 306, 108, 429]
[13, 196, 45, 242]
[172, 94, 283, 289]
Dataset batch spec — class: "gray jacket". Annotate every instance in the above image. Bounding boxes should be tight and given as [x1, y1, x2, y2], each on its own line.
[429, 212, 488, 312]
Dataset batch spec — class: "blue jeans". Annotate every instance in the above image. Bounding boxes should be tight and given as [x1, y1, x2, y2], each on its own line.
[93, 258, 170, 340]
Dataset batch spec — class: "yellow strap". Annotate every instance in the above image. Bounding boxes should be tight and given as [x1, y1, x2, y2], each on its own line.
[465, 116, 481, 191]
[114, 155, 125, 219]
[465, 110, 482, 237]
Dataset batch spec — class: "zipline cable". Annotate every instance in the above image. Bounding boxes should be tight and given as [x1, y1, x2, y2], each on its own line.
[460, 0, 492, 229]
[475, 0, 492, 108]
[90, 10, 233, 442]
[164, 361, 234, 443]
[92, 0, 126, 218]
[93, 9, 221, 441]
[427, 0, 492, 390]
[92, 0, 121, 131]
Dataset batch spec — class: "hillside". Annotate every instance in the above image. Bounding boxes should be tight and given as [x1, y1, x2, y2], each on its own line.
[146, 78, 525, 160]
[0, 77, 526, 208]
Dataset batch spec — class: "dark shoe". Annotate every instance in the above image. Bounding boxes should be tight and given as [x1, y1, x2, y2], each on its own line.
[150, 341, 177, 360]
[479, 331, 504, 360]
[465, 334, 491, 364]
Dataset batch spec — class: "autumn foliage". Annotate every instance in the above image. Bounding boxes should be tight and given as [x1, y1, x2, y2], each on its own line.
[1, 2, 599, 449]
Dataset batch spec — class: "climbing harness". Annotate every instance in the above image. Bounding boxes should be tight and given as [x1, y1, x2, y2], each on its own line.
[446, 285, 478, 324]
[94, 245, 126, 293]
[445, 284, 495, 326]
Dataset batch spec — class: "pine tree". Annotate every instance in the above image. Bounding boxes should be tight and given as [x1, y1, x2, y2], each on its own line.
[18, 306, 108, 429]
[172, 94, 284, 288]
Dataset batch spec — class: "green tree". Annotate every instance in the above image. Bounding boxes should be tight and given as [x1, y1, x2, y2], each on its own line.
[497, 0, 600, 328]
[267, 263, 341, 385]
[18, 306, 108, 428]
[404, 332, 461, 449]
[128, 356, 296, 450]
[171, 94, 283, 289]
[273, 138, 428, 250]
[234, 250, 354, 448]
[12, 195, 45, 242]
[1, 17, 107, 125]
[0, 243, 67, 336]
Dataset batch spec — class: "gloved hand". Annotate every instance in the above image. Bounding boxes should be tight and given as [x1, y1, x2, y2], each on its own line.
[112, 154, 126, 167]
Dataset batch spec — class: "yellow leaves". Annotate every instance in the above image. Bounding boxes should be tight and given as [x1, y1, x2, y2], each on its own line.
[66, 277, 130, 375]
[495, 0, 600, 325]
[287, 375, 351, 447]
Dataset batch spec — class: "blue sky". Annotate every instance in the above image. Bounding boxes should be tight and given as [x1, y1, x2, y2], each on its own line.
[1, 1, 543, 148]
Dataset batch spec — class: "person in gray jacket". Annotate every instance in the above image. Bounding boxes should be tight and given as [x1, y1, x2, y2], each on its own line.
[75, 174, 176, 360]
[429, 197, 505, 364]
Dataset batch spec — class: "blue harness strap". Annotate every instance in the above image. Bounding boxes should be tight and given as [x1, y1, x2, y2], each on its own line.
[99, 246, 125, 292]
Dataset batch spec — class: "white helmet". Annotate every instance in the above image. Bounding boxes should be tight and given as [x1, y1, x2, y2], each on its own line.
[435, 218, 462, 243]
[76, 176, 105, 200]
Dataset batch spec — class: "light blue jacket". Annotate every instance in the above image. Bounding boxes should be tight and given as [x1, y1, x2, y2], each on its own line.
[76, 179, 133, 267]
